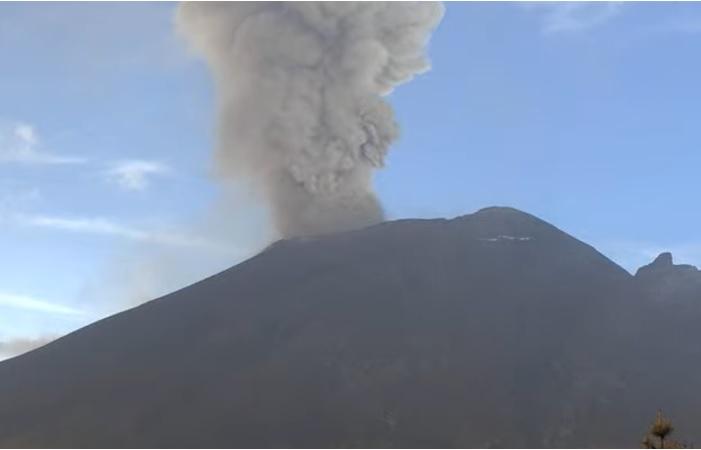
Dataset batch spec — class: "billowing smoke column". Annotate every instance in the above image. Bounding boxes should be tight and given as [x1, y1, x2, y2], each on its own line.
[177, 2, 443, 237]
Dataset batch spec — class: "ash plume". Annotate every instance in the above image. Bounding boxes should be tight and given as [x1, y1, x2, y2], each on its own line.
[0, 336, 55, 360]
[176, 2, 443, 237]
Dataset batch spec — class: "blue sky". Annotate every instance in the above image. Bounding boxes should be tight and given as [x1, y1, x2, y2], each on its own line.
[1, 2, 700, 358]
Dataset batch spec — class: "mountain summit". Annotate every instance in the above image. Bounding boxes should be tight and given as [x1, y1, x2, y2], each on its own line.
[0, 207, 699, 448]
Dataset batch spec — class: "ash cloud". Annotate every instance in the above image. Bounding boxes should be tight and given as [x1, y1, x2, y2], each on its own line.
[176, 2, 443, 237]
[0, 336, 55, 360]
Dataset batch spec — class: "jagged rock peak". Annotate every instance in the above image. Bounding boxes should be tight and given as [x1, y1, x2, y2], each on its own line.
[652, 252, 674, 267]
[636, 252, 700, 278]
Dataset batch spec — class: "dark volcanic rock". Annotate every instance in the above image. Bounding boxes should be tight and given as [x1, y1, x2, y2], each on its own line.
[0, 207, 699, 448]
[640, 252, 675, 271]
[635, 252, 701, 302]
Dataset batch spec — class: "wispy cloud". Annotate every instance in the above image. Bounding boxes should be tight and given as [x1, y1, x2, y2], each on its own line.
[0, 122, 86, 165]
[0, 292, 84, 316]
[16, 214, 217, 250]
[104, 160, 171, 191]
[527, 2, 624, 35]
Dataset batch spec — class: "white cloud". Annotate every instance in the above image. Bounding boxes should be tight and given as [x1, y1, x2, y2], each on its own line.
[14, 123, 37, 146]
[16, 214, 218, 250]
[104, 160, 171, 191]
[528, 2, 623, 35]
[0, 292, 84, 316]
[0, 122, 86, 165]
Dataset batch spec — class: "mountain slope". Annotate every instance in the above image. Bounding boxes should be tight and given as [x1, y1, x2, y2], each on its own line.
[0, 207, 698, 448]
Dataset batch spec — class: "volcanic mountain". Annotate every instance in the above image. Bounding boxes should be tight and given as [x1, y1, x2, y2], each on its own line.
[0, 207, 699, 448]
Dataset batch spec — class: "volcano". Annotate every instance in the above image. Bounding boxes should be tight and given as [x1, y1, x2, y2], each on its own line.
[1, 207, 699, 448]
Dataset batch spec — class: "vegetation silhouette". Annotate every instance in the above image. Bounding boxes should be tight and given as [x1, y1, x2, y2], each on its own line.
[642, 410, 691, 449]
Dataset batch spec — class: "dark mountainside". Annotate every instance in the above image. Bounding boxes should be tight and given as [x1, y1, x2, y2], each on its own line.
[0, 207, 699, 448]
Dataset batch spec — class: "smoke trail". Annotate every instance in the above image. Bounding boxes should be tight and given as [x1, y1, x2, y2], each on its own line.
[176, 2, 443, 237]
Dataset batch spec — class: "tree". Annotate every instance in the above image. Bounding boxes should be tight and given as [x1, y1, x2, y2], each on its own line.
[641, 410, 688, 449]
